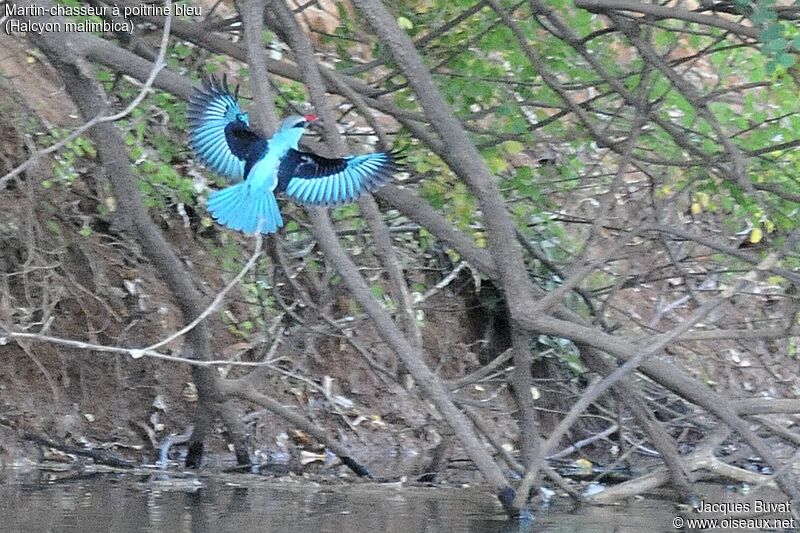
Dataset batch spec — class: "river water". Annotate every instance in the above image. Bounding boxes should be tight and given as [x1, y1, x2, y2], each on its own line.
[0, 468, 684, 532]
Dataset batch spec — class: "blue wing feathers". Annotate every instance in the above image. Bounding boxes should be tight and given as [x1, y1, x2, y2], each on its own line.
[207, 181, 283, 234]
[188, 75, 260, 180]
[278, 150, 398, 206]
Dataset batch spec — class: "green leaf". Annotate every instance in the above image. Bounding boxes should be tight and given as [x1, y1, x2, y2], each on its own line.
[752, 6, 777, 25]
[504, 140, 525, 154]
[759, 23, 783, 43]
[487, 155, 508, 174]
[777, 52, 796, 67]
[397, 16, 413, 30]
[370, 284, 385, 299]
[763, 37, 787, 54]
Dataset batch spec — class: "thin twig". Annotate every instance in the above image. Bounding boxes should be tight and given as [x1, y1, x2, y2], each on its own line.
[144, 229, 263, 351]
[0, 328, 279, 367]
[0, 226, 264, 368]
[414, 261, 470, 306]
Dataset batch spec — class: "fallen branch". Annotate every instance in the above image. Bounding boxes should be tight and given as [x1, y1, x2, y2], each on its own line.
[22, 431, 138, 469]
[219, 379, 371, 477]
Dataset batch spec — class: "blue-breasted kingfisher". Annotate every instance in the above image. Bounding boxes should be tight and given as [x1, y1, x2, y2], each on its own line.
[187, 75, 398, 234]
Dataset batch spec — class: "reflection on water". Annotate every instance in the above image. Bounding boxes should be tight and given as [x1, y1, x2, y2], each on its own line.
[0, 469, 677, 532]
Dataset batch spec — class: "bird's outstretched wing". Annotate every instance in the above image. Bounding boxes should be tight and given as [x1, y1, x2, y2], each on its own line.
[187, 75, 262, 180]
[276, 149, 399, 206]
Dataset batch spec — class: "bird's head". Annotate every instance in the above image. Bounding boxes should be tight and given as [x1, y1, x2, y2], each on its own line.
[279, 114, 318, 130]
[277, 114, 318, 148]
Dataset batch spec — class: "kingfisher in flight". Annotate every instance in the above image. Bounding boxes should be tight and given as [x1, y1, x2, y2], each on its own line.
[187, 75, 398, 234]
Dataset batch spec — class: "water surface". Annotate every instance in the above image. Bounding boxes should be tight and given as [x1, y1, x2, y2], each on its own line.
[0, 469, 679, 532]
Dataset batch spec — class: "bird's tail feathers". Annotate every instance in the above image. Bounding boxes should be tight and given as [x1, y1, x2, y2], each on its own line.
[207, 182, 283, 234]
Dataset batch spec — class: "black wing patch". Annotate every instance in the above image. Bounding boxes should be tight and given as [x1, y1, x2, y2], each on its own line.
[276, 149, 398, 206]
[276, 149, 348, 191]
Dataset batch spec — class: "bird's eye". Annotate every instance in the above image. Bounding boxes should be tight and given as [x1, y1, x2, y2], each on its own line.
[293, 120, 306, 128]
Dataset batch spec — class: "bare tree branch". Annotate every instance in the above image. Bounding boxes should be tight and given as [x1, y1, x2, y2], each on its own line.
[271, 0, 513, 503]
[574, 0, 760, 40]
